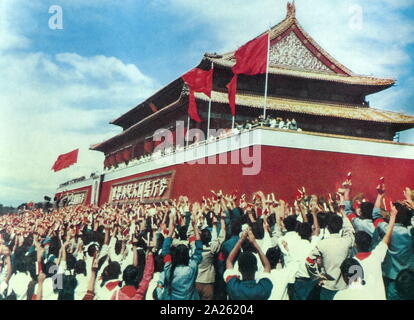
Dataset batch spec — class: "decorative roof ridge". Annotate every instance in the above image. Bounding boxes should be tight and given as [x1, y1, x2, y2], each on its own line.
[91, 92, 186, 151]
[215, 2, 381, 77]
[206, 57, 395, 86]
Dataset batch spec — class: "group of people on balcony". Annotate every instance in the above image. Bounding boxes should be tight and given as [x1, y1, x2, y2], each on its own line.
[235, 116, 300, 132]
[103, 114, 300, 172]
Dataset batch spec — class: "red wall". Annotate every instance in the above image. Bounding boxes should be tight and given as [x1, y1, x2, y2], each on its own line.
[98, 146, 414, 205]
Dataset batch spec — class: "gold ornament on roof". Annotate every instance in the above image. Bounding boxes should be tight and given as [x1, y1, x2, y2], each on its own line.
[287, 1, 296, 18]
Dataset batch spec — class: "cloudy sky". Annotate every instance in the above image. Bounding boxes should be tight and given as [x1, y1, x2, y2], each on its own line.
[0, 0, 413, 206]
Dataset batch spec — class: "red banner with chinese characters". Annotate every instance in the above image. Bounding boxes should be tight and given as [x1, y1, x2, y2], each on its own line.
[109, 171, 175, 203]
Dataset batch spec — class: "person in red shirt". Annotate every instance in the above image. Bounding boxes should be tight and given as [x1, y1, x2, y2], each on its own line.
[111, 248, 155, 300]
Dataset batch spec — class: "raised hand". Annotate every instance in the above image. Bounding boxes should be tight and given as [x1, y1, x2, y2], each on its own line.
[377, 177, 386, 195]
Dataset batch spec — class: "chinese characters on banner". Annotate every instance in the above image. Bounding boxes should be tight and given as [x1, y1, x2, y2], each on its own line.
[62, 191, 87, 206]
[110, 171, 174, 203]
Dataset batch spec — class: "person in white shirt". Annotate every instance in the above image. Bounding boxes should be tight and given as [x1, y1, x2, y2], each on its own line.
[291, 222, 320, 300]
[266, 246, 300, 300]
[278, 216, 302, 269]
[335, 204, 397, 300]
[73, 260, 89, 300]
[7, 257, 32, 300]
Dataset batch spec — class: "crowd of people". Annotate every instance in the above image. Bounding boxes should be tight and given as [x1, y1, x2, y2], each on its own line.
[1, 176, 413, 300]
[236, 115, 300, 132]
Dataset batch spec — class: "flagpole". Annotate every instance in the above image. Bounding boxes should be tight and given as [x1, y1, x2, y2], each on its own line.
[263, 30, 271, 119]
[232, 116, 235, 129]
[207, 62, 214, 140]
[186, 115, 190, 147]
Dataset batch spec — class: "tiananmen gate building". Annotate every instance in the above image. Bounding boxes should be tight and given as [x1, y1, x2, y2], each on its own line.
[55, 2, 414, 207]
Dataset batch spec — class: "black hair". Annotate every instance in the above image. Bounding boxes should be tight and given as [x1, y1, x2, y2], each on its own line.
[283, 215, 297, 232]
[122, 265, 140, 288]
[167, 244, 190, 296]
[317, 212, 329, 229]
[267, 214, 276, 228]
[251, 221, 264, 240]
[74, 260, 87, 277]
[241, 238, 257, 254]
[101, 261, 121, 286]
[297, 222, 312, 241]
[306, 213, 314, 225]
[266, 247, 281, 270]
[327, 214, 343, 234]
[115, 240, 123, 255]
[15, 256, 31, 273]
[340, 258, 365, 286]
[360, 202, 374, 220]
[48, 236, 61, 258]
[154, 254, 165, 273]
[394, 203, 413, 227]
[396, 268, 414, 300]
[66, 253, 76, 271]
[231, 220, 242, 237]
[87, 244, 98, 258]
[238, 251, 258, 279]
[355, 231, 372, 253]
[58, 274, 77, 300]
[200, 229, 212, 246]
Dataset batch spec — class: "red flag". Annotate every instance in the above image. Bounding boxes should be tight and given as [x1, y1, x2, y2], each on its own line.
[227, 33, 269, 116]
[144, 140, 153, 153]
[226, 75, 238, 116]
[149, 102, 158, 113]
[115, 151, 124, 164]
[51, 149, 79, 172]
[122, 148, 132, 162]
[182, 68, 213, 123]
[108, 155, 116, 167]
[232, 33, 269, 75]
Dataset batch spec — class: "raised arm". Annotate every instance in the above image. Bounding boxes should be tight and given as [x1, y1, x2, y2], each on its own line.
[226, 231, 247, 270]
[248, 229, 271, 273]
[382, 202, 398, 247]
[35, 273, 47, 301]
[83, 255, 99, 300]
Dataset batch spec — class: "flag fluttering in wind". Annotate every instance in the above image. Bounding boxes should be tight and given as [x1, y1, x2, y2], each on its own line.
[149, 102, 158, 113]
[182, 68, 213, 123]
[51, 149, 79, 172]
[227, 33, 269, 116]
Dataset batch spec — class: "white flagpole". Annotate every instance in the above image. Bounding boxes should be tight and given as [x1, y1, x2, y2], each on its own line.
[186, 115, 190, 147]
[232, 116, 235, 129]
[207, 62, 214, 139]
[263, 31, 271, 119]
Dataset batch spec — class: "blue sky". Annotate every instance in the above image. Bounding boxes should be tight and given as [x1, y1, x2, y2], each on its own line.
[0, 0, 413, 206]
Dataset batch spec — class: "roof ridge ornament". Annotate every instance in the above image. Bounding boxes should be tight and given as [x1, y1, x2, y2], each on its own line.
[286, 1, 296, 18]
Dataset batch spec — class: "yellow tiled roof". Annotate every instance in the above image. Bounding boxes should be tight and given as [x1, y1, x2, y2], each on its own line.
[208, 57, 395, 87]
[194, 91, 414, 124]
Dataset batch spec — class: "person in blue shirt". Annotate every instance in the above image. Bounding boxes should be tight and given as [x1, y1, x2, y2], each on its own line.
[158, 208, 203, 300]
[224, 228, 273, 300]
[371, 183, 414, 300]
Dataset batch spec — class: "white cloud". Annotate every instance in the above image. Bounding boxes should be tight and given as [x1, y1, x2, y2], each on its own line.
[164, 0, 414, 79]
[0, 0, 30, 50]
[0, 3, 158, 206]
